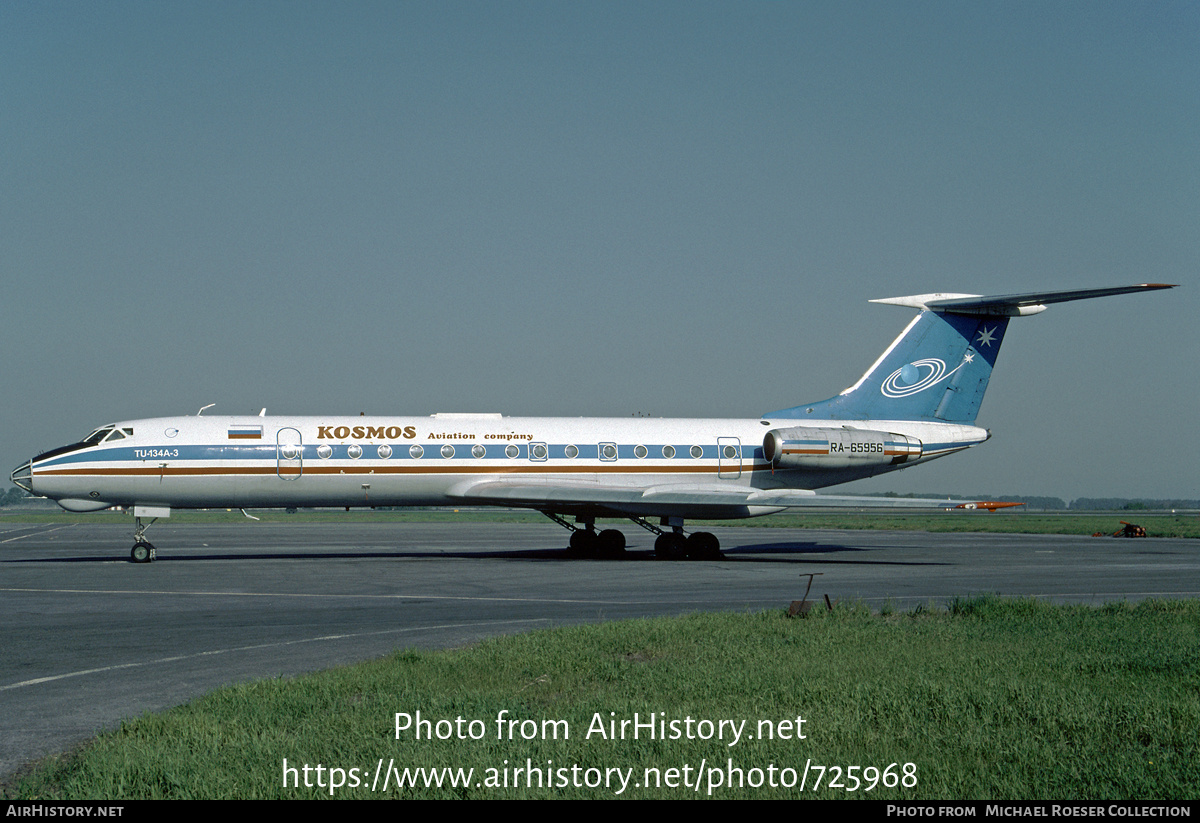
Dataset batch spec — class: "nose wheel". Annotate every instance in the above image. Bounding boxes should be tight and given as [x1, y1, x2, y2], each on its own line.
[130, 516, 157, 563]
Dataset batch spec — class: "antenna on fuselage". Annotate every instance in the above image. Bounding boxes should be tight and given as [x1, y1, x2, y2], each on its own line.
[197, 404, 215, 415]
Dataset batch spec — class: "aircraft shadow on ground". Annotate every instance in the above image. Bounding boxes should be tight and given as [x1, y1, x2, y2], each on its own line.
[718, 541, 949, 566]
[5, 540, 947, 566]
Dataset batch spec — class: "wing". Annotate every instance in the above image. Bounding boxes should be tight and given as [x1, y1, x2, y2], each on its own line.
[446, 479, 1007, 519]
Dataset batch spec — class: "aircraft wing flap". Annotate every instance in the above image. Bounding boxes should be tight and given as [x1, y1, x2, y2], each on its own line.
[449, 480, 992, 511]
[447, 480, 650, 506]
[451, 481, 800, 508]
[757, 493, 974, 509]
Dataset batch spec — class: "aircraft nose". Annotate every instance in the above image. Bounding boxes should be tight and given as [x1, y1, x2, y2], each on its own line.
[11, 460, 33, 493]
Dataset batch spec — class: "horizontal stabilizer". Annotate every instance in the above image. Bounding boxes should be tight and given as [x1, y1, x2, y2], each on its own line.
[871, 284, 1176, 316]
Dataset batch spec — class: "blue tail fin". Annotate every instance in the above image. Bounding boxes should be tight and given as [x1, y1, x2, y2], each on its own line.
[767, 310, 1009, 424]
[763, 284, 1175, 424]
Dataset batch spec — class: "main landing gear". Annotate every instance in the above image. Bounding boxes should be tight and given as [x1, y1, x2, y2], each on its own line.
[130, 516, 157, 563]
[548, 513, 626, 558]
[544, 513, 722, 560]
[652, 530, 721, 561]
[569, 526, 626, 557]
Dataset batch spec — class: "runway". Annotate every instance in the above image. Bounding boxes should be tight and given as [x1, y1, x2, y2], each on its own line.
[2, 519, 1197, 779]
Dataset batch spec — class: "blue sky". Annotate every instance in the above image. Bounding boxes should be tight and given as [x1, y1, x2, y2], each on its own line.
[3, 1, 1196, 500]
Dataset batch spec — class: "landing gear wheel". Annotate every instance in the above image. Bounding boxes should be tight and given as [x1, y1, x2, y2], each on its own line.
[686, 532, 722, 560]
[654, 533, 687, 560]
[130, 541, 154, 563]
[568, 529, 598, 556]
[596, 529, 626, 557]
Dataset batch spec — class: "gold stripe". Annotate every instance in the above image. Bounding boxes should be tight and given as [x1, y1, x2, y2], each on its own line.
[38, 462, 772, 478]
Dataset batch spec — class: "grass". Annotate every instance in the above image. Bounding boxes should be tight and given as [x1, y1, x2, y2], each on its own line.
[6, 598, 1198, 800]
[3, 508, 1199, 538]
[695, 512, 1200, 539]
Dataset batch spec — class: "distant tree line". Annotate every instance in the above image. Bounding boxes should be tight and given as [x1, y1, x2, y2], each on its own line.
[2, 486, 31, 506]
[1068, 498, 1200, 511]
[868, 492, 1198, 510]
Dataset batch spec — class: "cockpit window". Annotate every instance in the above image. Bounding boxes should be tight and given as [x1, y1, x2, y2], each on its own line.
[79, 425, 131, 445]
[82, 426, 115, 445]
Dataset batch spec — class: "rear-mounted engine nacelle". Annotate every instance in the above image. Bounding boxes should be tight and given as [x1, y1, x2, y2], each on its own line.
[763, 426, 922, 469]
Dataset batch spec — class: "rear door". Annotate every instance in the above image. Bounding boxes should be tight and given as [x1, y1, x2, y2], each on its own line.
[717, 437, 742, 479]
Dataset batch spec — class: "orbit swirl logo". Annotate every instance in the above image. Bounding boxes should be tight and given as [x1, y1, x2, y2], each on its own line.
[881, 358, 952, 398]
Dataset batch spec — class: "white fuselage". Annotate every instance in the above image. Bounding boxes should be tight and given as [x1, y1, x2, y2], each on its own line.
[22, 413, 987, 519]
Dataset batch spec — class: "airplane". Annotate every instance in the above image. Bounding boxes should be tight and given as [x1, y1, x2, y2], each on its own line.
[10, 284, 1174, 563]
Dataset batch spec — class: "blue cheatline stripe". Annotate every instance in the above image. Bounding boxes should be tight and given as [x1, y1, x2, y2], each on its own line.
[41, 439, 987, 470]
[40, 442, 770, 466]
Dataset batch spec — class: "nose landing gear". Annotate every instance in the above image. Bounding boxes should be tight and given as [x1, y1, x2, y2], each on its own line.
[130, 516, 157, 563]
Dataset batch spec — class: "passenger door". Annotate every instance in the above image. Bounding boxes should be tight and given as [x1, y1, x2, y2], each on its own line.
[277, 427, 303, 480]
